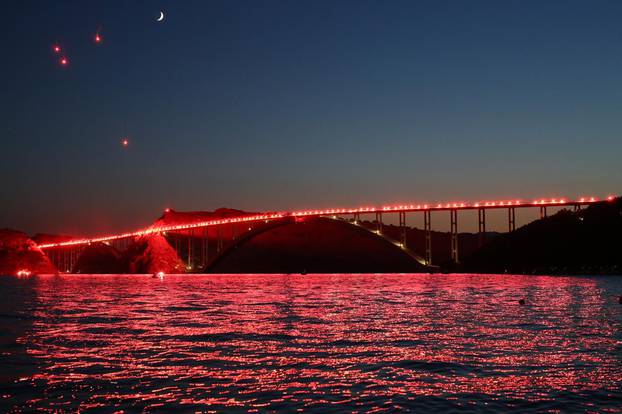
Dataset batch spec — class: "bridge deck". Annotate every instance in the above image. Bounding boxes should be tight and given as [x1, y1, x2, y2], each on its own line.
[37, 195, 614, 249]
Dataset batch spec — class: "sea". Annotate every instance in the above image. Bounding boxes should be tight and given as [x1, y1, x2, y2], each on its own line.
[1, 273, 621, 413]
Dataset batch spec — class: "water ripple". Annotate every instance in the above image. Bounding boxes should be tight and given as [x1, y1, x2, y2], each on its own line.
[1, 273, 621, 412]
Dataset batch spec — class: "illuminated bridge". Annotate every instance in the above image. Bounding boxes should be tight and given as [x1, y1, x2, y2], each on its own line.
[38, 195, 615, 272]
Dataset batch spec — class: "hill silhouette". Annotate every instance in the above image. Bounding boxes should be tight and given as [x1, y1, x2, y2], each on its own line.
[461, 198, 622, 274]
[0, 229, 56, 274]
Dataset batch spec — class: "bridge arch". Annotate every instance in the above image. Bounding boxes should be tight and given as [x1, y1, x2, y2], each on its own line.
[204, 216, 429, 273]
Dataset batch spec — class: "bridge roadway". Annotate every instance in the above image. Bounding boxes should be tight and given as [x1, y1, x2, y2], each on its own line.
[37, 195, 613, 253]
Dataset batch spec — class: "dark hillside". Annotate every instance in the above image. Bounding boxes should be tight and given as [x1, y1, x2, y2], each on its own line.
[461, 198, 622, 274]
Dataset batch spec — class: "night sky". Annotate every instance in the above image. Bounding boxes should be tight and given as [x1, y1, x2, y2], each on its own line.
[2, 0, 621, 236]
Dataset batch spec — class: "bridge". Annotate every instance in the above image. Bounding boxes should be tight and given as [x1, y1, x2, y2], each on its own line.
[38, 195, 615, 273]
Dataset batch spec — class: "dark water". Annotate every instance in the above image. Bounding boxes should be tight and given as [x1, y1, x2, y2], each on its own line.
[1, 274, 621, 413]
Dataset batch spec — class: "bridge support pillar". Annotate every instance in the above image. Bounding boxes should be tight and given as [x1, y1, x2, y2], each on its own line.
[450, 209, 459, 264]
[174, 236, 180, 259]
[187, 230, 193, 271]
[375, 212, 383, 234]
[200, 229, 208, 269]
[540, 206, 547, 219]
[508, 207, 516, 232]
[353, 212, 360, 224]
[217, 226, 223, 253]
[478, 208, 486, 247]
[424, 210, 432, 265]
[574, 204, 581, 212]
[398, 211, 406, 247]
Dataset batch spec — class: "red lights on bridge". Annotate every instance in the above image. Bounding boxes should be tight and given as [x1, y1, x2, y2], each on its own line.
[35, 195, 614, 250]
[578, 197, 597, 203]
[37, 213, 285, 249]
[533, 198, 571, 205]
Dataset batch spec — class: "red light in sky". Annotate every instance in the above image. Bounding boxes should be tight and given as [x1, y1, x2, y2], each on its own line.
[94, 34, 102, 43]
[60, 57, 68, 66]
[121, 138, 129, 147]
[52, 45, 61, 53]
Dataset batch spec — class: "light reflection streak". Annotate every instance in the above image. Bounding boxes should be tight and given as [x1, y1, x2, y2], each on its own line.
[2, 274, 622, 412]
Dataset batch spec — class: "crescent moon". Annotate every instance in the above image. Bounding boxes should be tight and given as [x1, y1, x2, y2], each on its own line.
[156, 11, 164, 22]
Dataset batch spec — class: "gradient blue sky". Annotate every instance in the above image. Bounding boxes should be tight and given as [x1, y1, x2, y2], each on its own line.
[2, 0, 621, 235]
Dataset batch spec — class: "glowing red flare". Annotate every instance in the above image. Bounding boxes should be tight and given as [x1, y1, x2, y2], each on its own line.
[52, 45, 61, 53]
[121, 138, 129, 147]
[94, 34, 102, 43]
[60, 57, 68, 66]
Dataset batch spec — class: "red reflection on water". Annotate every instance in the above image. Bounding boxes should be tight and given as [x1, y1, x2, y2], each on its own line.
[5, 274, 622, 411]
